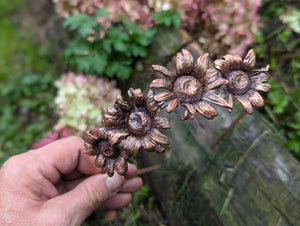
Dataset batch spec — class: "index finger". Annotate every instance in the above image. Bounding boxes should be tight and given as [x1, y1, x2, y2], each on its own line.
[31, 136, 102, 182]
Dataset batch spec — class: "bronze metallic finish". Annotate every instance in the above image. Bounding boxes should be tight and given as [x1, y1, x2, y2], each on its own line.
[84, 129, 129, 177]
[84, 88, 170, 176]
[83, 48, 271, 177]
[214, 49, 271, 114]
[151, 49, 231, 120]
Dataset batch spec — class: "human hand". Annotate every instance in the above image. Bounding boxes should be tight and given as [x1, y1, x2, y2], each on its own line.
[0, 136, 142, 225]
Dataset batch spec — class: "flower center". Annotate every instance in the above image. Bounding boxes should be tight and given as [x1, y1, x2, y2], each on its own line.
[227, 70, 251, 95]
[99, 140, 118, 158]
[173, 76, 203, 103]
[127, 107, 151, 136]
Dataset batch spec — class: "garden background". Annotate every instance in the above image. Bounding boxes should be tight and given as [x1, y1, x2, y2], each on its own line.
[0, 0, 299, 225]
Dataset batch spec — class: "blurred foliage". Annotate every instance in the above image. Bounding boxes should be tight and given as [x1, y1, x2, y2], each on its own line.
[256, 0, 300, 156]
[0, 0, 23, 16]
[53, 0, 261, 56]
[64, 9, 156, 79]
[0, 73, 56, 165]
[152, 9, 181, 28]
[0, 0, 62, 165]
[63, 9, 180, 79]
[0, 0, 299, 225]
[0, 1, 50, 80]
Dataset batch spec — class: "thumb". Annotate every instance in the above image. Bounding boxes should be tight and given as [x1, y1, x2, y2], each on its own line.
[45, 173, 125, 225]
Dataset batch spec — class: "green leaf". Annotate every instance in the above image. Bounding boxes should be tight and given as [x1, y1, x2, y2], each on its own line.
[94, 8, 108, 19]
[100, 39, 112, 54]
[64, 40, 91, 58]
[63, 14, 97, 37]
[91, 52, 107, 75]
[130, 44, 147, 57]
[152, 9, 181, 28]
[75, 55, 93, 73]
[115, 64, 132, 79]
[268, 91, 289, 114]
[106, 61, 119, 77]
[114, 41, 128, 52]
[138, 28, 157, 46]
[286, 137, 300, 155]
[123, 20, 140, 34]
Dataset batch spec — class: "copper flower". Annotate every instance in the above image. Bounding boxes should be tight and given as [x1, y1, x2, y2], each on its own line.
[150, 49, 231, 120]
[214, 49, 271, 114]
[103, 88, 170, 157]
[84, 128, 129, 177]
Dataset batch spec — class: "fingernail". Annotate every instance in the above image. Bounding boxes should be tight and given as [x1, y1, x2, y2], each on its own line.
[105, 173, 125, 193]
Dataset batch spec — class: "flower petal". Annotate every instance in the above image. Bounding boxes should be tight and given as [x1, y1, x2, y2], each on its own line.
[181, 109, 190, 120]
[154, 91, 176, 102]
[153, 116, 171, 129]
[149, 79, 171, 89]
[203, 92, 232, 109]
[214, 59, 231, 76]
[176, 49, 194, 76]
[146, 100, 160, 115]
[115, 157, 128, 176]
[236, 96, 253, 114]
[107, 104, 122, 116]
[119, 136, 141, 156]
[250, 71, 270, 82]
[193, 53, 209, 78]
[152, 65, 177, 81]
[181, 103, 196, 119]
[145, 89, 161, 114]
[141, 136, 156, 151]
[223, 54, 242, 70]
[166, 98, 179, 113]
[108, 129, 129, 146]
[95, 154, 106, 167]
[194, 101, 218, 119]
[84, 130, 99, 145]
[241, 49, 256, 71]
[207, 77, 228, 90]
[96, 127, 108, 139]
[228, 93, 234, 112]
[254, 83, 271, 92]
[253, 64, 270, 72]
[155, 144, 165, 154]
[116, 95, 132, 111]
[149, 128, 170, 145]
[128, 88, 144, 105]
[104, 159, 115, 177]
[103, 114, 124, 127]
[119, 149, 131, 159]
[84, 142, 98, 155]
[248, 91, 264, 107]
[206, 68, 219, 83]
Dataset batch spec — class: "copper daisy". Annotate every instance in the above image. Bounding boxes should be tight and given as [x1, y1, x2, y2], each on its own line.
[103, 88, 170, 156]
[214, 49, 271, 114]
[150, 49, 231, 120]
[84, 128, 130, 177]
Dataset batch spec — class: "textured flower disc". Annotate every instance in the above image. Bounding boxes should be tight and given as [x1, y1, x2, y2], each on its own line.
[214, 49, 271, 114]
[83, 128, 129, 177]
[150, 49, 231, 120]
[103, 88, 170, 157]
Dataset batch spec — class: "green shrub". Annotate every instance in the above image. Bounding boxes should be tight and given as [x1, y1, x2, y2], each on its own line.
[257, 1, 300, 157]
[0, 72, 56, 165]
[63, 9, 157, 79]
[63, 9, 181, 80]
